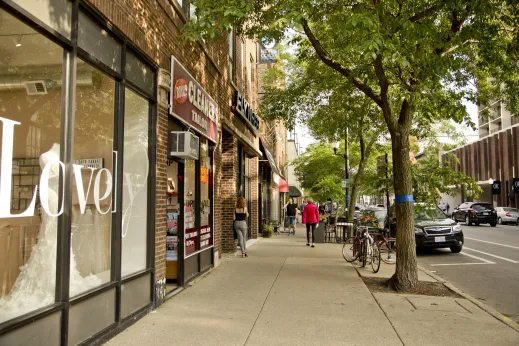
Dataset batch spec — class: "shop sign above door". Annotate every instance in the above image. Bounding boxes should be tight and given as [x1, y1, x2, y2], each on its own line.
[231, 91, 260, 133]
[170, 57, 218, 143]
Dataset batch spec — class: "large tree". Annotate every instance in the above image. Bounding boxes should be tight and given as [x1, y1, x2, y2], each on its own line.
[259, 56, 388, 221]
[185, 1, 519, 290]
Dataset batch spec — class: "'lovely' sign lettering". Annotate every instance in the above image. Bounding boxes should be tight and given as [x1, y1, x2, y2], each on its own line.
[0, 116, 115, 218]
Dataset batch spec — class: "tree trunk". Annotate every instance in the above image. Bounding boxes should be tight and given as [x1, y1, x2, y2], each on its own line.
[388, 130, 419, 291]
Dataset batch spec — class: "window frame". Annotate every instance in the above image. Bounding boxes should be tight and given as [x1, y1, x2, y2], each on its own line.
[0, 2, 158, 343]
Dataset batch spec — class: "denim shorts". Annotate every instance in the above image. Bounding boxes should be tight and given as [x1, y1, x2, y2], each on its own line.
[287, 216, 296, 225]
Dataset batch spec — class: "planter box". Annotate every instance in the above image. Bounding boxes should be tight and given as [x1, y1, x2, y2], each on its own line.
[262, 231, 272, 238]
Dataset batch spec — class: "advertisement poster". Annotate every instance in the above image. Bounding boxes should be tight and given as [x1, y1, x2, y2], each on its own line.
[166, 236, 178, 261]
[184, 205, 197, 256]
[166, 212, 178, 234]
[200, 226, 212, 250]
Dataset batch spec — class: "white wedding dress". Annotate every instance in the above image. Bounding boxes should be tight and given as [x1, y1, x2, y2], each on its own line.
[0, 144, 101, 323]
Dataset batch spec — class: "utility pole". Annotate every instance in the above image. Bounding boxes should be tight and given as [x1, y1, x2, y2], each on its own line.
[344, 129, 350, 219]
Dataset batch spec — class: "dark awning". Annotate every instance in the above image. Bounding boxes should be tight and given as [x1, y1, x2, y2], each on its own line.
[259, 138, 283, 178]
[289, 185, 303, 197]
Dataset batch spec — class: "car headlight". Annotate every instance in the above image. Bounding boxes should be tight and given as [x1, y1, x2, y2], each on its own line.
[453, 224, 462, 233]
[414, 227, 425, 235]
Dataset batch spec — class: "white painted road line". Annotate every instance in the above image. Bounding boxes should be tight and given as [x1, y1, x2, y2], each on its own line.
[460, 251, 496, 264]
[465, 237, 519, 250]
[430, 262, 494, 266]
[429, 251, 496, 266]
[463, 247, 519, 264]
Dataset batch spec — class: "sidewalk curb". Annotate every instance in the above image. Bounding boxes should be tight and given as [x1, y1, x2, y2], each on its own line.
[417, 265, 519, 333]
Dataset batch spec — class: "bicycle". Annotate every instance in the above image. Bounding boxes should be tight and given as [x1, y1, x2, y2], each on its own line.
[342, 226, 380, 273]
[376, 228, 397, 264]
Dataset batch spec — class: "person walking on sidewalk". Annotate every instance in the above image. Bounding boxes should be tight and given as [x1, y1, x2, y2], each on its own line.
[284, 197, 299, 235]
[234, 197, 249, 257]
[302, 197, 319, 248]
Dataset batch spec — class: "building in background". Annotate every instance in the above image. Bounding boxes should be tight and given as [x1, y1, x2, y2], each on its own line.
[441, 101, 519, 209]
[287, 133, 304, 205]
[256, 42, 288, 227]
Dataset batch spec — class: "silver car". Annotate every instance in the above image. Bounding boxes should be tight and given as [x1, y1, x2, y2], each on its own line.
[495, 207, 519, 225]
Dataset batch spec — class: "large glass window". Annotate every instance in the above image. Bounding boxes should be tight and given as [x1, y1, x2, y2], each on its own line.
[78, 11, 122, 72]
[70, 59, 115, 296]
[184, 159, 198, 257]
[199, 141, 212, 250]
[11, 0, 72, 39]
[121, 88, 150, 277]
[0, 8, 63, 323]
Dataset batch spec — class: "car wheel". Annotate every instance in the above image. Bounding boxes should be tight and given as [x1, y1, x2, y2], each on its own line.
[517, 218, 519, 226]
[450, 245, 462, 253]
[475, 222, 480, 226]
[498, 217, 502, 225]
[490, 222, 497, 227]
[465, 215, 472, 226]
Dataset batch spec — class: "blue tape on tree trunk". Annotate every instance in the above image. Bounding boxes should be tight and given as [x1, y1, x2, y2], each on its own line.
[395, 195, 415, 203]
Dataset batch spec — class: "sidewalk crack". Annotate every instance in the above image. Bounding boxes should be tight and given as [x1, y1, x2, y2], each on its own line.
[370, 291, 407, 346]
[244, 256, 287, 345]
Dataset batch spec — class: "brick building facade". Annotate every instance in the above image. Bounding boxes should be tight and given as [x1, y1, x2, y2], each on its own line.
[0, 0, 272, 345]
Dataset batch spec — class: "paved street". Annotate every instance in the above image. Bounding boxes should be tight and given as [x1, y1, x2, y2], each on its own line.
[417, 223, 519, 323]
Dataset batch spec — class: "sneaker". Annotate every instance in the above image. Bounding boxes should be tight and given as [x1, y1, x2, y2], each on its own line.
[306, 243, 310, 246]
[311, 244, 315, 248]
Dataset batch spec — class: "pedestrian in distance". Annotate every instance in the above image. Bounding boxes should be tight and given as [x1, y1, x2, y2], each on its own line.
[300, 198, 308, 214]
[284, 197, 299, 235]
[302, 197, 319, 248]
[318, 202, 325, 215]
[234, 197, 249, 257]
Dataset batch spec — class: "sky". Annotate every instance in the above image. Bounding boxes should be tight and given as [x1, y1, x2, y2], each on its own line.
[293, 100, 480, 153]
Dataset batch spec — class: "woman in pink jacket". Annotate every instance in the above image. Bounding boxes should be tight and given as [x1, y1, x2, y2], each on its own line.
[302, 197, 319, 247]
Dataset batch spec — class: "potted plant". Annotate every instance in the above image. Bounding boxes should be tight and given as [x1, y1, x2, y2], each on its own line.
[262, 224, 274, 238]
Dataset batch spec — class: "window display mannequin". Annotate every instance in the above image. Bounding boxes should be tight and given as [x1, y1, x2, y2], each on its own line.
[0, 143, 101, 323]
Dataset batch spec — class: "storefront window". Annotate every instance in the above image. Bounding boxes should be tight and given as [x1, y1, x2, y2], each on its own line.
[11, 0, 72, 39]
[0, 9, 63, 323]
[121, 88, 150, 277]
[199, 141, 212, 250]
[70, 59, 115, 296]
[184, 159, 197, 257]
[78, 11, 121, 73]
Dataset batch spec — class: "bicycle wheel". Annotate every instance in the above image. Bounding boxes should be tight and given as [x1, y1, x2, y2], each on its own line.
[342, 237, 360, 262]
[378, 239, 397, 264]
[371, 241, 381, 273]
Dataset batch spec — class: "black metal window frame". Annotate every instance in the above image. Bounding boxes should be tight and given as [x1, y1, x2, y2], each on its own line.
[0, 1, 158, 345]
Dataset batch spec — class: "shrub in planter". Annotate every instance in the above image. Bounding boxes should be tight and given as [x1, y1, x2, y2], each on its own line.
[263, 224, 274, 238]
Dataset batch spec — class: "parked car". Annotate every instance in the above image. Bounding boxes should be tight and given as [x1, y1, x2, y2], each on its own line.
[452, 202, 497, 227]
[389, 204, 464, 253]
[495, 207, 519, 225]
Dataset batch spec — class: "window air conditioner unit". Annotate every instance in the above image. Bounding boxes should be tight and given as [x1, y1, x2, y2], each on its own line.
[169, 131, 199, 160]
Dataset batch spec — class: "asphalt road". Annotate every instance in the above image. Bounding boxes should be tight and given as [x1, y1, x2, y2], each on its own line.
[417, 223, 519, 323]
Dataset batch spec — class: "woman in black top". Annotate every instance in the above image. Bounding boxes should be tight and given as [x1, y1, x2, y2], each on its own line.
[234, 197, 249, 257]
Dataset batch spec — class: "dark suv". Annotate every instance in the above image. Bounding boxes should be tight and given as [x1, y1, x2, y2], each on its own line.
[452, 202, 497, 227]
[390, 205, 464, 253]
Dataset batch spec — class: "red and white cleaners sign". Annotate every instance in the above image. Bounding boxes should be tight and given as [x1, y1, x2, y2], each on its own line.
[170, 57, 219, 143]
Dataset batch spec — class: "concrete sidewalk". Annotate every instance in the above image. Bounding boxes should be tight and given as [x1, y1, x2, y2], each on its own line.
[107, 225, 519, 346]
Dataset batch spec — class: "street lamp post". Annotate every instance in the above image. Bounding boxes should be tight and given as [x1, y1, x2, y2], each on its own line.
[489, 178, 494, 208]
[333, 130, 350, 220]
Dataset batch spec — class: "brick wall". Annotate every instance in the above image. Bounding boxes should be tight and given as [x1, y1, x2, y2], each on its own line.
[220, 130, 238, 252]
[155, 105, 169, 283]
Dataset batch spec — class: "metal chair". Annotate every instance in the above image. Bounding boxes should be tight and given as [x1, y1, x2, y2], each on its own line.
[324, 215, 337, 243]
